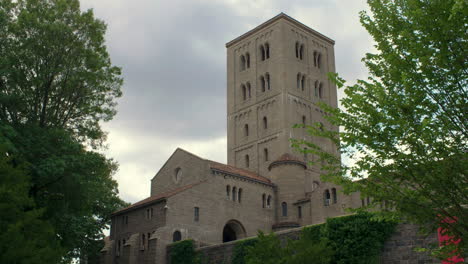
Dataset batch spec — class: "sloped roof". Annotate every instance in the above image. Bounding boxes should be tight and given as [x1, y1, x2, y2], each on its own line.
[209, 161, 272, 185]
[268, 153, 307, 170]
[112, 180, 207, 216]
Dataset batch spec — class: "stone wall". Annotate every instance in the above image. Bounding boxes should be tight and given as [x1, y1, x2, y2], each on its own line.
[167, 223, 440, 264]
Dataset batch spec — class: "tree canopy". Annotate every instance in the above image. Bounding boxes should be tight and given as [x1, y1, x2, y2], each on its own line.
[0, 0, 126, 262]
[293, 0, 467, 256]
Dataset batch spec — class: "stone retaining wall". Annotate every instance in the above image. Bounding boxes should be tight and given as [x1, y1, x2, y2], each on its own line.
[167, 223, 440, 264]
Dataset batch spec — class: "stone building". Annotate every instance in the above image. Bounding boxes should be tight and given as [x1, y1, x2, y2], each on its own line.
[100, 13, 363, 264]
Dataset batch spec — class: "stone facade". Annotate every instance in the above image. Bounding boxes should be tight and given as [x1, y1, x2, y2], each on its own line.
[101, 13, 366, 264]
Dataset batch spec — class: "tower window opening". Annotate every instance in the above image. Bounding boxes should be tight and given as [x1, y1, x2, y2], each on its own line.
[317, 53, 322, 68]
[194, 207, 199, 222]
[265, 43, 270, 59]
[264, 148, 269, 162]
[266, 73, 270, 90]
[246, 53, 250, 68]
[267, 195, 271, 207]
[244, 124, 249, 137]
[262, 194, 266, 208]
[242, 84, 246, 101]
[245, 155, 250, 168]
[232, 187, 237, 201]
[301, 75, 305, 91]
[260, 45, 265, 61]
[295, 42, 299, 58]
[281, 202, 288, 216]
[298, 206, 302, 218]
[172, 231, 181, 242]
[302, 115, 306, 125]
[238, 188, 242, 203]
[226, 185, 231, 199]
[324, 190, 331, 206]
[319, 82, 323, 98]
[313, 51, 318, 67]
[247, 82, 251, 98]
[261, 76, 266, 92]
[314, 80, 319, 97]
[297, 73, 301, 89]
[299, 44, 304, 60]
[263, 116, 268, 129]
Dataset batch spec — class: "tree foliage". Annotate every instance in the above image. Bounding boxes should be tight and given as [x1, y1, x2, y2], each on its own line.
[0, 0, 126, 262]
[293, 0, 467, 255]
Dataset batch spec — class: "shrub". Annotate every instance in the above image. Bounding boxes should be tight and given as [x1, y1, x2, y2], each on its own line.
[232, 238, 258, 264]
[170, 240, 197, 264]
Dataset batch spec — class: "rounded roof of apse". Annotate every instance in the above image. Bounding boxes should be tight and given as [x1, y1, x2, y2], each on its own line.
[268, 153, 307, 171]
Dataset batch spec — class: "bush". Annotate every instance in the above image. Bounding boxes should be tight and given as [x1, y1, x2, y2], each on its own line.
[232, 238, 258, 264]
[170, 240, 197, 264]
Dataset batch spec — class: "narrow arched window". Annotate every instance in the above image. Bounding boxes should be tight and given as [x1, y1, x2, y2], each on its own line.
[295, 42, 299, 58]
[301, 75, 305, 91]
[297, 73, 301, 89]
[244, 124, 249, 137]
[298, 206, 302, 218]
[172, 231, 181, 242]
[263, 116, 267, 129]
[266, 73, 270, 90]
[314, 80, 319, 97]
[194, 207, 199, 222]
[241, 84, 246, 100]
[264, 148, 268, 161]
[240, 55, 246, 71]
[260, 45, 265, 61]
[332, 188, 337, 204]
[261, 76, 266, 92]
[245, 155, 250, 168]
[142, 234, 146, 250]
[232, 187, 237, 201]
[299, 44, 304, 60]
[226, 185, 231, 199]
[324, 190, 331, 206]
[265, 43, 270, 59]
[238, 188, 242, 203]
[267, 195, 271, 207]
[246, 82, 251, 98]
[302, 115, 306, 125]
[262, 194, 266, 208]
[317, 53, 322, 68]
[319, 82, 323, 98]
[246, 53, 250, 68]
[281, 202, 287, 216]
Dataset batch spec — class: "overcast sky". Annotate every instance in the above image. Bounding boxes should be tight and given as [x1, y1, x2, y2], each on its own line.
[79, 0, 374, 204]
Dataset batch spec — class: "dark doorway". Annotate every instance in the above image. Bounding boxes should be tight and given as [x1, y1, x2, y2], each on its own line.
[222, 220, 246, 243]
[223, 225, 237, 242]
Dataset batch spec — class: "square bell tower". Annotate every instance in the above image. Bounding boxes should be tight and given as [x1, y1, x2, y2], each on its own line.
[226, 13, 338, 178]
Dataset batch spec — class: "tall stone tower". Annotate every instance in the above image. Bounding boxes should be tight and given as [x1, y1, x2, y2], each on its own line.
[226, 13, 338, 177]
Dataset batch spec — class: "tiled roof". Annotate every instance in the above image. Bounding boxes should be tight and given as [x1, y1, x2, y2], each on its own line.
[209, 161, 272, 185]
[112, 180, 207, 215]
[268, 153, 307, 170]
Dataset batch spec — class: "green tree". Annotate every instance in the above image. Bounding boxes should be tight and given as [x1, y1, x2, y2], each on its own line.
[0, 0, 126, 262]
[293, 0, 467, 255]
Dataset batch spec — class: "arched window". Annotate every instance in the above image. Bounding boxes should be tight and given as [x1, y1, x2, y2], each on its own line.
[241, 84, 246, 100]
[172, 231, 181, 242]
[298, 206, 302, 218]
[267, 195, 271, 207]
[245, 155, 249, 168]
[297, 73, 301, 89]
[240, 55, 246, 71]
[295, 42, 299, 58]
[226, 185, 231, 199]
[319, 82, 323, 98]
[232, 187, 237, 201]
[238, 188, 242, 203]
[302, 115, 306, 125]
[194, 207, 199, 222]
[262, 194, 266, 208]
[317, 53, 322, 68]
[299, 44, 304, 60]
[260, 45, 265, 61]
[314, 80, 319, 97]
[246, 82, 251, 98]
[266, 73, 270, 90]
[246, 53, 250, 68]
[244, 124, 249, 137]
[265, 43, 270, 59]
[260, 76, 266, 92]
[264, 148, 269, 161]
[324, 190, 331, 206]
[141, 234, 146, 250]
[301, 75, 305, 91]
[332, 188, 337, 204]
[263, 116, 267, 129]
[281, 202, 288, 216]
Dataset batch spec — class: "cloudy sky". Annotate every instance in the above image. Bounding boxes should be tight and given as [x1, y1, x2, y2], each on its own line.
[79, 0, 374, 204]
